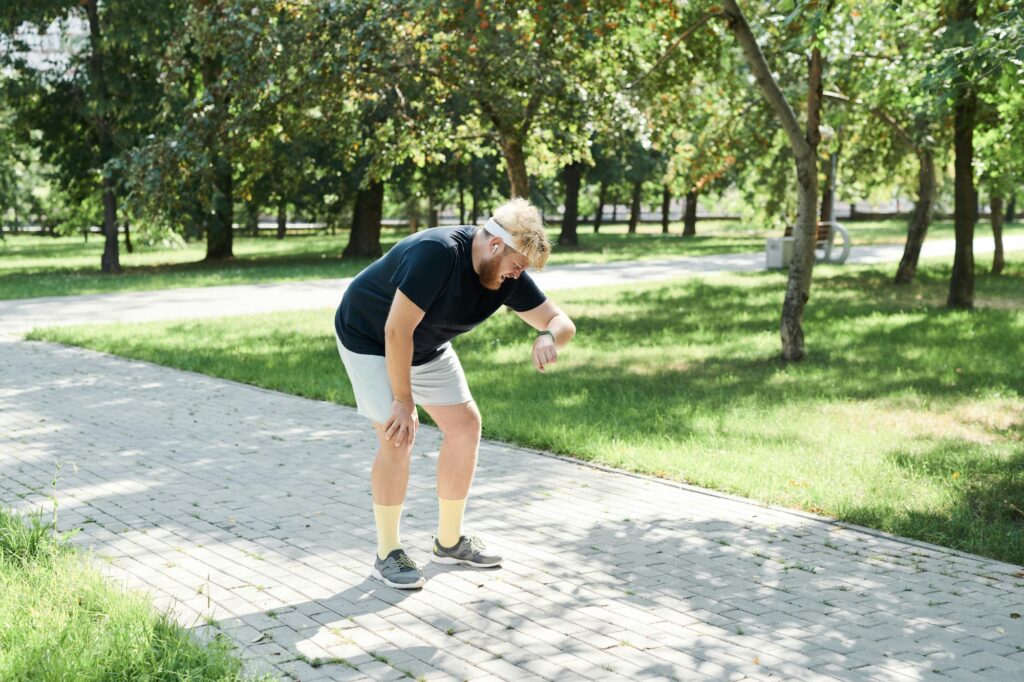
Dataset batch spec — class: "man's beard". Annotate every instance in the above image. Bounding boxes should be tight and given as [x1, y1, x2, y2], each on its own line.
[477, 257, 504, 290]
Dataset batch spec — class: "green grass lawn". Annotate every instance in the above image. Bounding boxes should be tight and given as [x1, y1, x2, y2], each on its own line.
[0, 231, 386, 301]
[30, 252, 1024, 565]
[0, 507, 263, 680]
[5, 218, 1013, 300]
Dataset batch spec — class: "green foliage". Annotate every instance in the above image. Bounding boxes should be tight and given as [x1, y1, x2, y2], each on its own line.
[2, 0, 1023, 262]
[974, 6, 1024, 196]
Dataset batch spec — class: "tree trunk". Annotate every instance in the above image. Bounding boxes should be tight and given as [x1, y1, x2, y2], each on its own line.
[499, 137, 529, 198]
[470, 185, 479, 224]
[558, 161, 582, 247]
[344, 180, 384, 259]
[428, 190, 439, 227]
[661, 185, 671, 234]
[276, 197, 287, 240]
[628, 181, 642, 234]
[458, 175, 466, 224]
[593, 181, 607, 233]
[200, 39, 233, 260]
[894, 148, 936, 285]
[100, 182, 121, 273]
[779, 47, 825, 362]
[683, 190, 697, 237]
[947, 88, 977, 308]
[124, 219, 133, 254]
[243, 200, 259, 236]
[205, 155, 234, 260]
[85, 0, 120, 274]
[783, 151, 820, 361]
[723, 0, 822, 361]
[820, 152, 837, 225]
[990, 194, 1004, 275]
[1005, 194, 1015, 223]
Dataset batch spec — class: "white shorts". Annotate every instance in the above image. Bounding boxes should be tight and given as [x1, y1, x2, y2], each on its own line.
[336, 336, 473, 424]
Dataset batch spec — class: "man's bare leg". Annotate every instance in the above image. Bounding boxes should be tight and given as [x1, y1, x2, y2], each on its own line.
[371, 423, 412, 559]
[423, 402, 500, 566]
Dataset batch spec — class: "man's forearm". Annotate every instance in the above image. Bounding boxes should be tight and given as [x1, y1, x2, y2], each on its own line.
[384, 330, 415, 402]
[545, 313, 576, 348]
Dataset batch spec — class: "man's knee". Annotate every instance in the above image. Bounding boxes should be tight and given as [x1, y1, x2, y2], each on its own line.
[377, 440, 414, 460]
[442, 403, 481, 442]
[374, 426, 416, 459]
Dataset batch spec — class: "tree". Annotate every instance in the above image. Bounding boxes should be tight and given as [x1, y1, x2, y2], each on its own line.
[975, 19, 1024, 276]
[935, 1, 1023, 305]
[558, 161, 584, 246]
[417, 3, 591, 197]
[2, 1, 175, 270]
[586, 140, 629, 233]
[943, 0, 980, 308]
[720, 0, 832, 361]
[823, 90, 940, 285]
[819, 2, 948, 285]
[630, 22, 739, 240]
[0, 103, 33, 232]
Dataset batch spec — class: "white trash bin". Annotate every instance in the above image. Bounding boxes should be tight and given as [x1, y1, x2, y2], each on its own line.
[766, 237, 794, 269]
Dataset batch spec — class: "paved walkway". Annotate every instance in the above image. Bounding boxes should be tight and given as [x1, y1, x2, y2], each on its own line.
[3, 340, 1024, 681]
[3, 235, 1021, 338]
[2, 236, 1023, 680]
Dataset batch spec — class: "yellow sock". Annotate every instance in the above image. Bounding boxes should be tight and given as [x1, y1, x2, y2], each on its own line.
[373, 503, 403, 560]
[438, 497, 467, 548]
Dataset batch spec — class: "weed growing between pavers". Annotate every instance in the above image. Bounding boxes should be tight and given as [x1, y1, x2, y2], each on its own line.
[0, 507, 269, 680]
[30, 252, 1024, 564]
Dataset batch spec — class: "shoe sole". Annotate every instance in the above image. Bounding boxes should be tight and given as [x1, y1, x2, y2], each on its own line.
[372, 568, 425, 589]
[431, 555, 502, 568]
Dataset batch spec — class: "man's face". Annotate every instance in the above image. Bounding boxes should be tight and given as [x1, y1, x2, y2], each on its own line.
[479, 244, 530, 290]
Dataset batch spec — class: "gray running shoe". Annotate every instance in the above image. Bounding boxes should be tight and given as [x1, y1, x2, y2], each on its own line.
[372, 549, 425, 589]
[432, 535, 502, 567]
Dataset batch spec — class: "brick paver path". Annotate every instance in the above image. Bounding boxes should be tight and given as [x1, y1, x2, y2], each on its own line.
[3, 338, 1023, 681]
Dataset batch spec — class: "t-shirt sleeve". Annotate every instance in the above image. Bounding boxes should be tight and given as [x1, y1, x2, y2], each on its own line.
[389, 242, 454, 312]
[504, 272, 547, 312]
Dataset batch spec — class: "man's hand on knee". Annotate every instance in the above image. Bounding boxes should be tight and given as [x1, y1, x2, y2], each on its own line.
[384, 398, 418, 448]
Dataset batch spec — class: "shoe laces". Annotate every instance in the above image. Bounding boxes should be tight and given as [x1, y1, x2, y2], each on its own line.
[466, 536, 484, 551]
[395, 553, 419, 570]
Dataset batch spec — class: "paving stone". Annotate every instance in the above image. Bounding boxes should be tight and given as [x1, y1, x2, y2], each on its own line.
[3, 337, 1024, 681]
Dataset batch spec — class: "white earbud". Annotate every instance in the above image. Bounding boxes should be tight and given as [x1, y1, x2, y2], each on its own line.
[492, 245, 499, 254]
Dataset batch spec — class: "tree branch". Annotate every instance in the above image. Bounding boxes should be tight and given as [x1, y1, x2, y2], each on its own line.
[719, 0, 809, 158]
[627, 12, 717, 90]
[519, 90, 542, 138]
[822, 89, 917, 149]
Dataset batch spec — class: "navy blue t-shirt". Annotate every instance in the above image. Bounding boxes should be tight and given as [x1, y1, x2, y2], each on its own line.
[336, 226, 547, 365]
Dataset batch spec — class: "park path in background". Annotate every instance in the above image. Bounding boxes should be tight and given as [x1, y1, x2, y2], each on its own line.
[3, 338, 1024, 681]
[2, 234, 1022, 339]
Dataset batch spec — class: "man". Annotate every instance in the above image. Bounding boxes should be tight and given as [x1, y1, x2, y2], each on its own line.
[335, 198, 576, 589]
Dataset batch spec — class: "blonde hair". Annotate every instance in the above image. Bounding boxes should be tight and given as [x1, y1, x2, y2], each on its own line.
[490, 198, 550, 270]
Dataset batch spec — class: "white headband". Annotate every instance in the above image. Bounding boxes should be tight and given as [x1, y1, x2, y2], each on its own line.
[484, 218, 521, 254]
